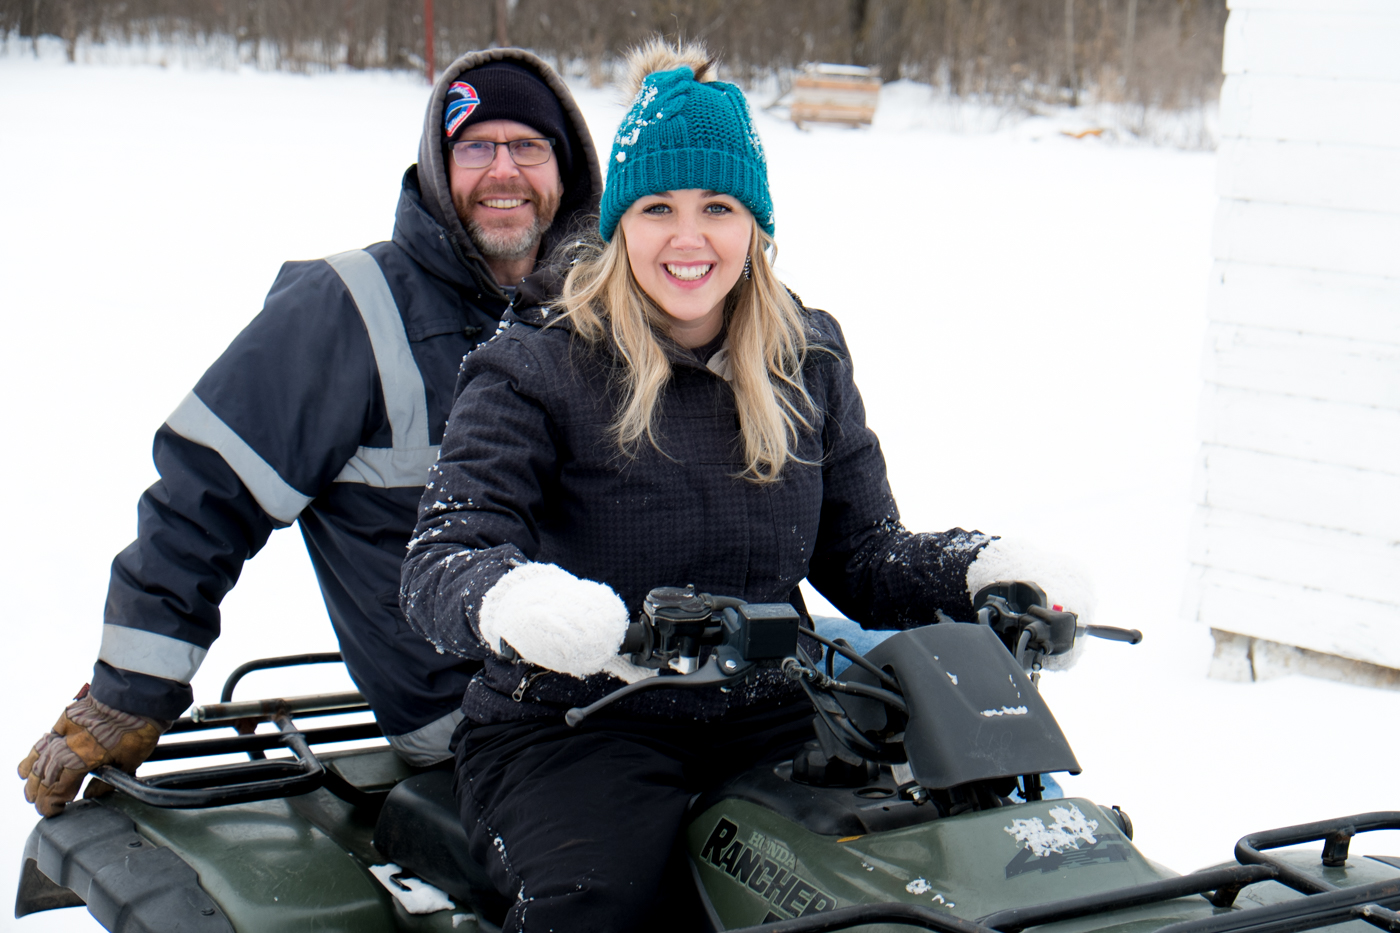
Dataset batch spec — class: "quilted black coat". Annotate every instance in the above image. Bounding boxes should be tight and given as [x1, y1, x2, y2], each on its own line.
[401, 299, 993, 726]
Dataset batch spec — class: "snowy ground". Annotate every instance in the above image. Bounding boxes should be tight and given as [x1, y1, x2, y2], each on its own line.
[2, 39, 1396, 932]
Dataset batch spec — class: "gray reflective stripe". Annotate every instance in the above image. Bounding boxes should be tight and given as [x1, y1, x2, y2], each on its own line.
[386, 708, 464, 766]
[98, 624, 208, 684]
[334, 445, 440, 487]
[325, 250, 431, 451]
[165, 391, 313, 524]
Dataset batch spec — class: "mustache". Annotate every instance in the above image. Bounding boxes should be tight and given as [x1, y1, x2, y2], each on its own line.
[471, 185, 537, 204]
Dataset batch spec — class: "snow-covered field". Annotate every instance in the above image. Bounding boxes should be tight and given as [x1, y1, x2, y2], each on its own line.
[2, 39, 1396, 932]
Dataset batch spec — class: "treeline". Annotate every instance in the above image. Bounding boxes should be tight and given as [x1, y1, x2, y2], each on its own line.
[2, 0, 1225, 109]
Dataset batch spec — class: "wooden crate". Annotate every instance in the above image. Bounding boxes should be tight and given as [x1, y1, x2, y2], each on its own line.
[790, 64, 882, 128]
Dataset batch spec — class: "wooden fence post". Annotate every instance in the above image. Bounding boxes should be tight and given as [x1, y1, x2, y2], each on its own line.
[1066, 0, 1078, 105]
[1123, 0, 1137, 96]
[424, 0, 435, 83]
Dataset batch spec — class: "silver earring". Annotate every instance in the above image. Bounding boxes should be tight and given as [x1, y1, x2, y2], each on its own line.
[743, 255, 752, 281]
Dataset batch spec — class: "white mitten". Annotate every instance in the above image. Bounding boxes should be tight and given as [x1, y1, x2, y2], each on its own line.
[965, 538, 1097, 670]
[478, 563, 656, 683]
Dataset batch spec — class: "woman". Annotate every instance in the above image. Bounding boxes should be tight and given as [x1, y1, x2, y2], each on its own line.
[402, 39, 1090, 932]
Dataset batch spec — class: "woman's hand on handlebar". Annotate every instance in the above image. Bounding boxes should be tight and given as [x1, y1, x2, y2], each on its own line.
[478, 562, 655, 683]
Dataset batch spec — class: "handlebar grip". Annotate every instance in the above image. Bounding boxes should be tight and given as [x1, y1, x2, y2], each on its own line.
[1083, 625, 1143, 645]
[1025, 604, 1078, 656]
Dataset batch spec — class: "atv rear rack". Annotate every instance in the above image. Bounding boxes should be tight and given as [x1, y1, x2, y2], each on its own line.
[722, 812, 1400, 933]
[94, 652, 385, 809]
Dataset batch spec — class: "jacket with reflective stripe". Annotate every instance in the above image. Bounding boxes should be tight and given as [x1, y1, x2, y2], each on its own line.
[93, 169, 505, 737]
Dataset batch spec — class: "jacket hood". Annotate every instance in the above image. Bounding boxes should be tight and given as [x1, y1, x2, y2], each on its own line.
[417, 49, 602, 299]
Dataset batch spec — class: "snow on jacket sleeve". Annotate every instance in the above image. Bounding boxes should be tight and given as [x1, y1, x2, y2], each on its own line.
[94, 260, 378, 720]
[802, 310, 992, 629]
[400, 332, 557, 660]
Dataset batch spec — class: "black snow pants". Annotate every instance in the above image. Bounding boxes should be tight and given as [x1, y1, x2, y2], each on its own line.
[452, 701, 815, 933]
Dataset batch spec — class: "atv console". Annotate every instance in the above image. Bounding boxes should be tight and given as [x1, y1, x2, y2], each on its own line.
[840, 623, 1082, 790]
[694, 758, 947, 838]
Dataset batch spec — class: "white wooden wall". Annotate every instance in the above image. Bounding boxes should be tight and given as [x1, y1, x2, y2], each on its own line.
[1186, 0, 1400, 672]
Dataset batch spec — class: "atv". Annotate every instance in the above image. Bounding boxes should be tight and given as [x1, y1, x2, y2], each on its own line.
[17, 584, 1400, 933]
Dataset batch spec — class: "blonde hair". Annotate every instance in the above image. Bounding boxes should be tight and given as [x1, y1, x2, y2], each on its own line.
[557, 224, 815, 483]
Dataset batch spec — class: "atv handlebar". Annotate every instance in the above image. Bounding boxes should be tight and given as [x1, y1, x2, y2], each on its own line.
[564, 586, 803, 726]
[973, 581, 1142, 671]
[566, 582, 1144, 729]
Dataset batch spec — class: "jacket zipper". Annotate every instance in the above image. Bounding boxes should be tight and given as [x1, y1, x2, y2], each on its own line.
[511, 669, 548, 702]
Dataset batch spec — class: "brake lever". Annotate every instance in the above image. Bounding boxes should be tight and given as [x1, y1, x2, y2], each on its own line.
[564, 650, 753, 727]
[1080, 624, 1143, 644]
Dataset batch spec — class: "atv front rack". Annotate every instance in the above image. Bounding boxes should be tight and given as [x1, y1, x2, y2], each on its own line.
[722, 811, 1400, 933]
[95, 652, 385, 809]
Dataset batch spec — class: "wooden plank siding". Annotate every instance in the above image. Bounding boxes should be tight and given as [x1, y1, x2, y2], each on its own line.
[1222, 7, 1400, 82]
[1187, 0, 1400, 679]
[1190, 508, 1400, 608]
[1198, 385, 1400, 475]
[1217, 139, 1400, 215]
[1202, 324, 1400, 409]
[1194, 445, 1400, 541]
[1192, 567, 1400, 671]
[1207, 262, 1399, 345]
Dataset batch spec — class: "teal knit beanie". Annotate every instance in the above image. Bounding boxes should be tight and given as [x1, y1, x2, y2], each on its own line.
[600, 65, 774, 241]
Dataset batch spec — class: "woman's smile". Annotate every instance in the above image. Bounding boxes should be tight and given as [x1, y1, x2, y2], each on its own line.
[663, 262, 714, 285]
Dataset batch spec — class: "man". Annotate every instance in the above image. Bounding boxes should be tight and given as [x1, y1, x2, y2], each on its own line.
[18, 49, 601, 815]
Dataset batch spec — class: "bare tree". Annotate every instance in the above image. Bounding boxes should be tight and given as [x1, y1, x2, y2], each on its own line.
[0, 0, 1225, 112]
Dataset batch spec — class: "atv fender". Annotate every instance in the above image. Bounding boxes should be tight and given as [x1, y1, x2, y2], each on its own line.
[16, 799, 232, 931]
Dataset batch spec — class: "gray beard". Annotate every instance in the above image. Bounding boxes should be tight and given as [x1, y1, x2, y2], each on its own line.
[465, 215, 550, 261]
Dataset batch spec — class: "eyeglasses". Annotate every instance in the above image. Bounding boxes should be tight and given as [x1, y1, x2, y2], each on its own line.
[449, 138, 555, 169]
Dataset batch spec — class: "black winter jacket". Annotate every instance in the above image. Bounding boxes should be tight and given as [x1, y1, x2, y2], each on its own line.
[401, 301, 992, 727]
[92, 49, 601, 758]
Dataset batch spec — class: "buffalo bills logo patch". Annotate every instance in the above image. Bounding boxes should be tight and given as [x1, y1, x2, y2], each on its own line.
[445, 82, 481, 137]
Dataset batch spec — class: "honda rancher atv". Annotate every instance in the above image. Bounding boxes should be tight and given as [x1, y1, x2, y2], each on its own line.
[17, 584, 1400, 932]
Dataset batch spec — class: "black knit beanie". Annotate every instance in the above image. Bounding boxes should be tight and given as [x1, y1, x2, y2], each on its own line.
[444, 61, 573, 176]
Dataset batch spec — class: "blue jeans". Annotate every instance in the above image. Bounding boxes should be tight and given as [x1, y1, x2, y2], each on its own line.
[811, 615, 894, 677]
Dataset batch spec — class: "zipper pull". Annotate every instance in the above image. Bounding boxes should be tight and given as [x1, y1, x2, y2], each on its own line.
[511, 669, 546, 702]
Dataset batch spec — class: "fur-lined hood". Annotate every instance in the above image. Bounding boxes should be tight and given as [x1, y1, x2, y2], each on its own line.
[416, 49, 602, 298]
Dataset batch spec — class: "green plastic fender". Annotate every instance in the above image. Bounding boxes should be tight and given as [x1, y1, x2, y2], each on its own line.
[101, 783, 477, 932]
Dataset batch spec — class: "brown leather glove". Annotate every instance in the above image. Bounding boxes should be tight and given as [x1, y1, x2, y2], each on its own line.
[18, 690, 170, 816]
